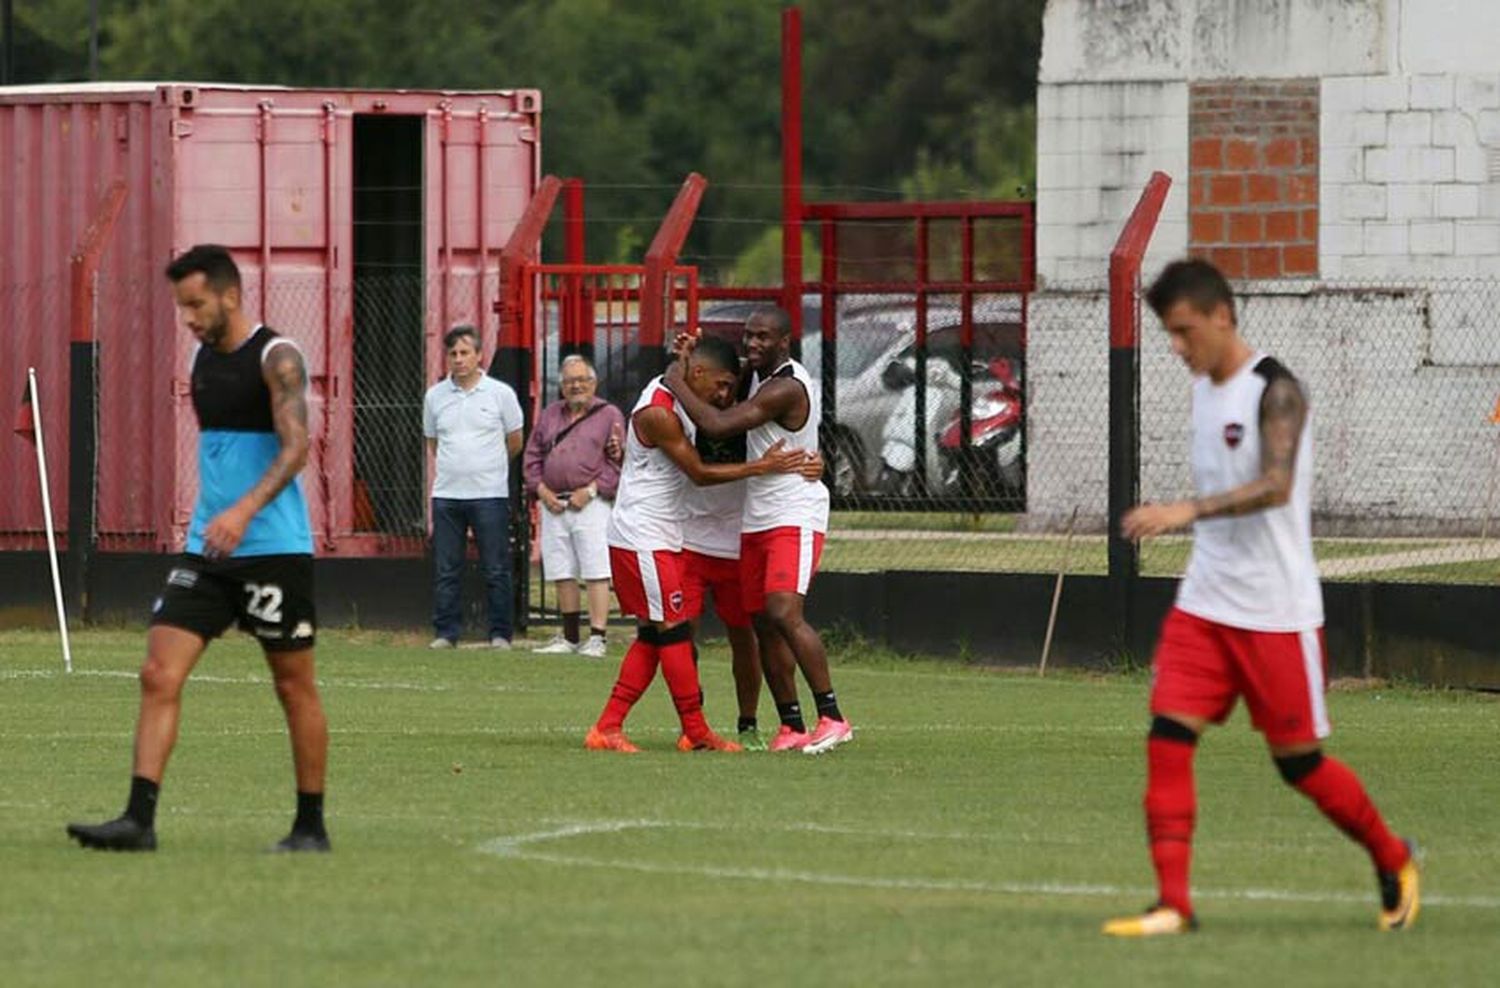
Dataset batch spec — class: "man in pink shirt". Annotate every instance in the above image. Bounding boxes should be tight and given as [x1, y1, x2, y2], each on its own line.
[523, 355, 627, 658]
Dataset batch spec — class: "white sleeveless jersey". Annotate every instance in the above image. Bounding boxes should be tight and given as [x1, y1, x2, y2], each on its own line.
[605, 378, 695, 552]
[1175, 353, 1323, 632]
[682, 480, 745, 559]
[742, 359, 830, 534]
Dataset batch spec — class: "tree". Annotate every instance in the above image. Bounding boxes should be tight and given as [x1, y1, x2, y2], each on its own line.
[71, 0, 1044, 276]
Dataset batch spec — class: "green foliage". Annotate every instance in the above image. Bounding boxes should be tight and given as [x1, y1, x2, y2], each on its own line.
[20, 0, 1043, 274]
[722, 228, 822, 287]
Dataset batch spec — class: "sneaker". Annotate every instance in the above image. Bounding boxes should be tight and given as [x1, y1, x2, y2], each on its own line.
[769, 724, 813, 752]
[1378, 839, 1421, 931]
[577, 634, 608, 659]
[65, 815, 157, 852]
[737, 728, 768, 752]
[270, 831, 332, 853]
[532, 634, 577, 655]
[490, 637, 512, 650]
[428, 637, 456, 650]
[802, 716, 854, 755]
[1102, 904, 1198, 937]
[584, 726, 640, 754]
[676, 731, 744, 753]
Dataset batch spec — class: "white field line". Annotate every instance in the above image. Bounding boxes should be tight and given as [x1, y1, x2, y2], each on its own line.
[477, 818, 1500, 911]
[1319, 541, 1500, 577]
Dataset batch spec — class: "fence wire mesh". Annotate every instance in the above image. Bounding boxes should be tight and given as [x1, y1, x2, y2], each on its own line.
[815, 275, 1500, 583]
[4, 268, 1499, 588]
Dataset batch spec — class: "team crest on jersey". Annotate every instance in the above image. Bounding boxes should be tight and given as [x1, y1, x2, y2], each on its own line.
[669, 591, 684, 612]
[1223, 423, 1245, 448]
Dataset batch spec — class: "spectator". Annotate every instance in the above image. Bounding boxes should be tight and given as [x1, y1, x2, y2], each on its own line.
[422, 325, 524, 649]
[523, 355, 625, 657]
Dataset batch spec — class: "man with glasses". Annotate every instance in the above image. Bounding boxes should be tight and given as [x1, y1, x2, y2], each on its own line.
[523, 355, 626, 657]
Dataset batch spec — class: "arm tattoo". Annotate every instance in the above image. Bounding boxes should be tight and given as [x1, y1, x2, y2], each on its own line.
[1192, 376, 1306, 521]
[243, 344, 311, 511]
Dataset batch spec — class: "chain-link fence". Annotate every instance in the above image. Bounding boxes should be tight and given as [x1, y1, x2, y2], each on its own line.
[815, 275, 1500, 585]
[6, 266, 1498, 589]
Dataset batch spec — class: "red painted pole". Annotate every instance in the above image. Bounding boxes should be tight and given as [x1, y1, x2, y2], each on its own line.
[1107, 170, 1173, 655]
[781, 6, 803, 344]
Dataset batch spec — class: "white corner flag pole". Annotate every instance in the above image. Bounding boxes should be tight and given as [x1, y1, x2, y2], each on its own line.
[28, 368, 73, 674]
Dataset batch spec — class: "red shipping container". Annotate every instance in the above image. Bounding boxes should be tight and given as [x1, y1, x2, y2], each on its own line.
[0, 83, 541, 556]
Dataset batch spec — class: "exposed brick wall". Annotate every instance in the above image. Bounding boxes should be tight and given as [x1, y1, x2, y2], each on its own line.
[1188, 79, 1320, 278]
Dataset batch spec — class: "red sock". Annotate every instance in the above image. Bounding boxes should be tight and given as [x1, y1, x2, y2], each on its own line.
[1294, 756, 1409, 874]
[658, 638, 710, 739]
[1145, 736, 1197, 916]
[596, 639, 659, 732]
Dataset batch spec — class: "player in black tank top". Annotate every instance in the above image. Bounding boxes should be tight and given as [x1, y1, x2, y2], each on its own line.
[65, 246, 332, 854]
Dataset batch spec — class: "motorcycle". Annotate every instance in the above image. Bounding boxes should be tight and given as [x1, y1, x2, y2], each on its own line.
[937, 356, 1024, 503]
[874, 354, 967, 498]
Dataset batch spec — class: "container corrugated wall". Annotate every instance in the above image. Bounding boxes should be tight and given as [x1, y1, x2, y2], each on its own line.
[0, 84, 540, 556]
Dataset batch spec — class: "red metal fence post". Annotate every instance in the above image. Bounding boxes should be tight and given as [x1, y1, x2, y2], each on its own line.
[1107, 170, 1172, 655]
[639, 172, 707, 394]
[495, 174, 562, 633]
[781, 5, 804, 348]
[67, 179, 128, 622]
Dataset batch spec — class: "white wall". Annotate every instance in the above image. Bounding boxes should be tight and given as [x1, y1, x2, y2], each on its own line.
[1025, 285, 1500, 534]
[1036, 81, 1188, 284]
[1040, 0, 1385, 83]
[1320, 72, 1500, 282]
[1395, 0, 1500, 74]
[1030, 0, 1500, 534]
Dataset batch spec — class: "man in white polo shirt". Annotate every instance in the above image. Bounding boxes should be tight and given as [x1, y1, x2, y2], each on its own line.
[423, 325, 525, 649]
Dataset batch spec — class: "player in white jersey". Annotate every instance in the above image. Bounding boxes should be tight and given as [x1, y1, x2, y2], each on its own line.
[682, 381, 825, 753]
[586, 337, 812, 754]
[664, 307, 851, 755]
[1103, 259, 1418, 938]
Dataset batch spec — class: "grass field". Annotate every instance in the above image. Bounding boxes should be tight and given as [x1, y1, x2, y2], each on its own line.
[819, 533, 1446, 577]
[3, 629, 1497, 986]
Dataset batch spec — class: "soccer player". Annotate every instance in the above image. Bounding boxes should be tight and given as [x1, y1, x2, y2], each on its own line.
[681, 378, 822, 752]
[1103, 259, 1418, 936]
[586, 336, 814, 753]
[663, 307, 851, 755]
[66, 244, 330, 853]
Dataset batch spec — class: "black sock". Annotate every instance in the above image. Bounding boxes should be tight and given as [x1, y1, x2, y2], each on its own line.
[691, 643, 704, 707]
[813, 690, 843, 723]
[126, 775, 159, 828]
[561, 612, 581, 644]
[590, 626, 607, 641]
[776, 700, 805, 733]
[294, 791, 326, 837]
[737, 716, 757, 733]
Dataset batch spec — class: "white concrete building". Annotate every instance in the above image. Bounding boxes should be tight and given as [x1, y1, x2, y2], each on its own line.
[1028, 0, 1500, 538]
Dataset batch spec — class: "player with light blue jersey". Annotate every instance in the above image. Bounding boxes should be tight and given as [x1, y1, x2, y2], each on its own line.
[185, 329, 315, 558]
[67, 245, 331, 855]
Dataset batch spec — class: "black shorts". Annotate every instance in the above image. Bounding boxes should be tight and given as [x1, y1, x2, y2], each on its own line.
[150, 554, 317, 652]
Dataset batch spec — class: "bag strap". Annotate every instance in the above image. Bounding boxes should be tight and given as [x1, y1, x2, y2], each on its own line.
[544, 402, 606, 453]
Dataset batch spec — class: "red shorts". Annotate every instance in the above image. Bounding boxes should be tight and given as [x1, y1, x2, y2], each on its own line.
[1150, 607, 1331, 746]
[681, 550, 751, 629]
[608, 546, 687, 624]
[739, 526, 825, 615]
